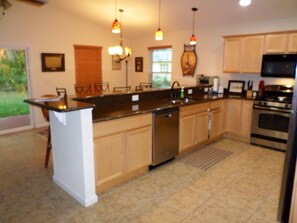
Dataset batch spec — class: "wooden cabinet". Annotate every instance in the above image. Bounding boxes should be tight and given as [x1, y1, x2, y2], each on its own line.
[243, 35, 264, 73]
[223, 37, 242, 73]
[223, 35, 264, 74]
[264, 33, 287, 53]
[264, 31, 297, 54]
[93, 114, 152, 192]
[179, 100, 223, 152]
[226, 99, 253, 142]
[223, 30, 297, 74]
[288, 32, 297, 53]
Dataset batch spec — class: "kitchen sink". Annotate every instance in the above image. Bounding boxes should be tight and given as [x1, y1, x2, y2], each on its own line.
[168, 98, 200, 105]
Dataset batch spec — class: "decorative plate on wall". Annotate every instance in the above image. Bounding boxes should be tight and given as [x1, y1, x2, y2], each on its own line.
[181, 44, 197, 76]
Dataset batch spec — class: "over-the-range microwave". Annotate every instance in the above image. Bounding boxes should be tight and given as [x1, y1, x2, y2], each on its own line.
[261, 54, 297, 78]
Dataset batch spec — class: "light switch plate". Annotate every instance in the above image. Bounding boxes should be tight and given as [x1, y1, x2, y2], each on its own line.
[132, 95, 139, 101]
[188, 89, 193, 94]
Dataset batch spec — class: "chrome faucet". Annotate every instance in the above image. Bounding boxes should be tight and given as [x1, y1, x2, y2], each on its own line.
[171, 81, 180, 98]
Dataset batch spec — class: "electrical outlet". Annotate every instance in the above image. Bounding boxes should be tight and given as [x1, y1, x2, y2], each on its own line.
[188, 89, 193, 94]
[132, 94, 139, 101]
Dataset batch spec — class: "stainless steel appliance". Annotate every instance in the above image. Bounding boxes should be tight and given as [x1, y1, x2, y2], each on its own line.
[261, 54, 297, 78]
[251, 85, 293, 151]
[152, 108, 179, 166]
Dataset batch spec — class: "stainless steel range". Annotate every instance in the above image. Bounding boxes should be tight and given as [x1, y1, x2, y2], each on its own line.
[251, 85, 293, 151]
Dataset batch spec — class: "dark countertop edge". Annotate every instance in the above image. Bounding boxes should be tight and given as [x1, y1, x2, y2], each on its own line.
[24, 99, 95, 112]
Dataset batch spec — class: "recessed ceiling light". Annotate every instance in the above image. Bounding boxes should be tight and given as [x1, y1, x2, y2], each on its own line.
[239, 0, 251, 6]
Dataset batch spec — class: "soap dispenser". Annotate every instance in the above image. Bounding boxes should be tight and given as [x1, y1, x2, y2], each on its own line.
[180, 87, 185, 99]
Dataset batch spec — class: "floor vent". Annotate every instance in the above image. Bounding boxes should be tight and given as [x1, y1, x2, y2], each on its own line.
[179, 146, 233, 171]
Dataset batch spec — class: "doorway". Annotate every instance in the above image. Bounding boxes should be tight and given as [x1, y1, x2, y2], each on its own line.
[74, 45, 102, 92]
[0, 47, 31, 134]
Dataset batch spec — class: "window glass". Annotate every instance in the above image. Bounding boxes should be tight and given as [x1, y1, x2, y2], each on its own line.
[151, 48, 172, 88]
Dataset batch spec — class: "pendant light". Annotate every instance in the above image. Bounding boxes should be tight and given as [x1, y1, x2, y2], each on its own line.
[189, 7, 198, 45]
[155, 0, 163, 41]
[109, 9, 132, 61]
[111, 0, 121, 33]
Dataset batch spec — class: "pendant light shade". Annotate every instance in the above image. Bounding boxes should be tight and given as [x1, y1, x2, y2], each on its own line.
[189, 7, 198, 45]
[112, 19, 121, 33]
[111, 0, 121, 33]
[155, 0, 163, 40]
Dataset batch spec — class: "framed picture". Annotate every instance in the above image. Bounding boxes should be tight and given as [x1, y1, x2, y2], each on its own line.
[41, 53, 65, 72]
[135, 57, 143, 72]
[181, 44, 197, 76]
[112, 56, 121, 70]
[228, 80, 245, 94]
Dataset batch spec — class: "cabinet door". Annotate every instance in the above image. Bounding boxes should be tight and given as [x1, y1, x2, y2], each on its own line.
[196, 111, 209, 144]
[223, 37, 242, 73]
[179, 114, 196, 152]
[240, 100, 253, 140]
[93, 133, 126, 187]
[243, 35, 264, 73]
[126, 126, 152, 173]
[210, 109, 223, 139]
[288, 32, 297, 53]
[265, 33, 287, 53]
[226, 99, 242, 134]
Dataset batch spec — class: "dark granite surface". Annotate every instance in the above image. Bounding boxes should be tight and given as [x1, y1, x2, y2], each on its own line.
[24, 86, 255, 122]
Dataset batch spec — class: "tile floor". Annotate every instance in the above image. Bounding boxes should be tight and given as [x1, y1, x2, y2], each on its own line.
[0, 128, 285, 223]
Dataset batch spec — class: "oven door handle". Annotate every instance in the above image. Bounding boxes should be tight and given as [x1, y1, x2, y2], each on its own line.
[253, 105, 291, 114]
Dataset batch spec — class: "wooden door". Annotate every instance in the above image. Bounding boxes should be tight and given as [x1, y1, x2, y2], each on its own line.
[126, 126, 152, 173]
[223, 37, 242, 73]
[74, 45, 102, 87]
[264, 33, 287, 54]
[195, 111, 209, 144]
[288, 32, 297, 53]
[93, 133, 126, 187]
[210, 109, 222, 139]
[242, 35, 264, 73]
[179, 114, 196, 152]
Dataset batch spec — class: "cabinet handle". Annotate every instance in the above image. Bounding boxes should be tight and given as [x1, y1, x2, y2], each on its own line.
[208, 112, 212, 139]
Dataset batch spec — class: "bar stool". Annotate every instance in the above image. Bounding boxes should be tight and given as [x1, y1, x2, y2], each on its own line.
[40, 94, 55, 168]
[94, 82, 109, 92]
[74, 83, 92, 95]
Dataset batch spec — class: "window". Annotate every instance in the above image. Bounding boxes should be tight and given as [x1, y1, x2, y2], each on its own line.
[150, 47, 172, 88]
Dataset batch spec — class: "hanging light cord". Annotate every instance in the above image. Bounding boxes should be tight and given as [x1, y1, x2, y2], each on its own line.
[119, 9, 123, 47]
[115, 0, 118, 19]
[192, 8, 196, 35]
[158, 0, 161, 29]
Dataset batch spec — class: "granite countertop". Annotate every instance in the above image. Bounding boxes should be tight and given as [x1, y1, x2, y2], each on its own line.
[24, 92, 254, 122]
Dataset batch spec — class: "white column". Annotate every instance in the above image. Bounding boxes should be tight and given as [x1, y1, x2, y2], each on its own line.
[49, 108, 98, 207]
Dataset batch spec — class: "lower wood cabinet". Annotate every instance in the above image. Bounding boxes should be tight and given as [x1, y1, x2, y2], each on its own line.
[226, 99, 253, 142]
[93, 114, 152, 192]
[179, 100, 223, 153]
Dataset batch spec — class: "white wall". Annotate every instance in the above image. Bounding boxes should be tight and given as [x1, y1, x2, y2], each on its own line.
[0, 1, 127, 127]
[1, 1, 297, 128]
[129, 17, 297, 90]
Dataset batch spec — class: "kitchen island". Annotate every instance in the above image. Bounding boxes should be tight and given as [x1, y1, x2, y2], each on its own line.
[24, 86, 254, 206]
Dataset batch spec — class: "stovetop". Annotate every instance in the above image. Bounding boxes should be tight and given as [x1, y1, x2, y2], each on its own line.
[254, 84, 293, 109]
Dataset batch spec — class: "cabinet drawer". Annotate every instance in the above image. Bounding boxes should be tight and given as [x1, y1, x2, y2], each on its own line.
[180, 102, 209, 117]
[210, 100, 223, 110]
[93, 113, 152, 138]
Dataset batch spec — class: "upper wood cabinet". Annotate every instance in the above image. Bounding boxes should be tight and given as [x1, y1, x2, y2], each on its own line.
[264, 33, 287, 53]
[223, 30, 297, 74]
[243, 35, 265, 73]
[265, 32, 297, 54]
[223, 37, 242, 73]
[288, 32, 297, 53]
[223, 35, 264, 74]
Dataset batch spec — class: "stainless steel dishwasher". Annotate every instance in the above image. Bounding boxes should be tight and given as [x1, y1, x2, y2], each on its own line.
[152, 107, 179, 167]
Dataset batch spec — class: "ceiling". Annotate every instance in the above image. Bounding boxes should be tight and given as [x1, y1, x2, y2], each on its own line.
[46, 0, 297, 38]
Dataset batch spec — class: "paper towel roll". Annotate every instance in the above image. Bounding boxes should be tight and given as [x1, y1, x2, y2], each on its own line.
[213, 77, 219, 93]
